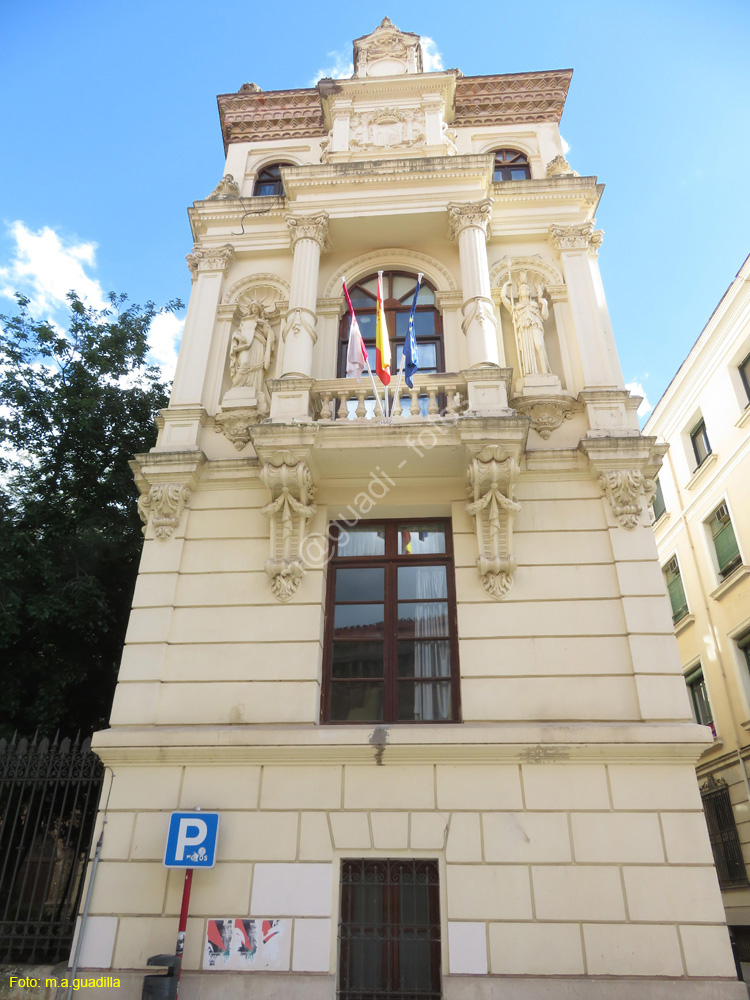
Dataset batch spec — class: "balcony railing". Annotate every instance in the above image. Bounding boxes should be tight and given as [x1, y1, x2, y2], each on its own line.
[312, 373, 467, 423]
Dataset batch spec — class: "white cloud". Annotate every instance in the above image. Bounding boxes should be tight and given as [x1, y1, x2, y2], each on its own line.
[560, 135, 571, 156]
[0, 221, 182, 381]
[626, 380, 652, 418]
[147, 311, 184, 381]
[310, 51, 353, 85]
[421, 38, 443, 72]
[0, 221, 108, 315]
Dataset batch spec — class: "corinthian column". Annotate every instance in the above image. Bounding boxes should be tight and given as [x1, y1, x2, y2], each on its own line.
[281, 213, 330, 378]
[171, 244, 234, 407]
[447, 198, 499, 367]
[448, 199, 511, 415]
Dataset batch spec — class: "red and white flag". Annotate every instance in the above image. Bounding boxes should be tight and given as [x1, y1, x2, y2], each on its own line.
[342, 278, 367, 382]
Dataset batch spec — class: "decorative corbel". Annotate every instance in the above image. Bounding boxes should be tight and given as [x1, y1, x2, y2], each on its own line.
[512, 395, 578, 439]
[260, 451, 317, 601]
[598, 469, 657, 529]
[579, 436, 666, 530]
[465, 446, 521, 599]
[137, 484, 192, 540]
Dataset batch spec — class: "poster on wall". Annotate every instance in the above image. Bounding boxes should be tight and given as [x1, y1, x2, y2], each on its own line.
[203, 918, 290, 971]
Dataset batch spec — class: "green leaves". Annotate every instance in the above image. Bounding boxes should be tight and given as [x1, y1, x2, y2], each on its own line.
[0, 291, 179, 738]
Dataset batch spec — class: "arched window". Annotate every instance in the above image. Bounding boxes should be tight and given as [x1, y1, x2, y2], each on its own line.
[337, 271, 443, 379]
[492, 149, 531, 182]
[252, 162, 293, 197]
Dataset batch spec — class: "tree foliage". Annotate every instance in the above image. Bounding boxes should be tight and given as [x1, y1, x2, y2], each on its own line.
[0, 292, 180, 738]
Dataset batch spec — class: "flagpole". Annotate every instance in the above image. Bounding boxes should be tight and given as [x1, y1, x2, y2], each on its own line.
[365, 355, 385, 419]
[394, 273, 422, 422]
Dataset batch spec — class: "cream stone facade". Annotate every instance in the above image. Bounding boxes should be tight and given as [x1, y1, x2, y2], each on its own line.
[645, 253, 750, 977]
[81, 18, 744, 999]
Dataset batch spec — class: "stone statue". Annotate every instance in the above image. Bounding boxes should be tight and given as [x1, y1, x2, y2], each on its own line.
[229, 302, 275, 412]
[500, 270, 551, 376]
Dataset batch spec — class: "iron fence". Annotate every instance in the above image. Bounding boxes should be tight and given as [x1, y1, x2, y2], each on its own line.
[0, 733, 104, 964]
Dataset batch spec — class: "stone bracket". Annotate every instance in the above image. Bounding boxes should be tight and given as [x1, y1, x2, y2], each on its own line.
[464, 443, 522, 599]
[579, 435, 667, 530]
[259, 450, 318, 602]
[131, 450, 207, 541]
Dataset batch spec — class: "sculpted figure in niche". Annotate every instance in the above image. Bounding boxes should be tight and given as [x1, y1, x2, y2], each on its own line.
[229, 302, 275, 411]
[500, 270, 551, 376]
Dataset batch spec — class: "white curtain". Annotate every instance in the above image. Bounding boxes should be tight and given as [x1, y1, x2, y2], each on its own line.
[413, 566, 451, 721]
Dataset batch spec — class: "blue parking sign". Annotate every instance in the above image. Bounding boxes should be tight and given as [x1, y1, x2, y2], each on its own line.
[164, 812, 219, 868]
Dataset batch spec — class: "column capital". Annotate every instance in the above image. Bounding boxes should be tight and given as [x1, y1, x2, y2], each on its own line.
[286, 213, 331, 253]
[548, 223, 603, 256]
[185, 243, 234, 278]
[447, 198, 493, 244]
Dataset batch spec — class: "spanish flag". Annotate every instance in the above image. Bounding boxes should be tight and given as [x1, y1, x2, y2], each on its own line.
[375, 271, 391, 385]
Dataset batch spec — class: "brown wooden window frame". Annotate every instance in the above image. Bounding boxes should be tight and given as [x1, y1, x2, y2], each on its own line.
[492, 148, 531, 182]
[252, 162, 293, 197]
[338, 858, 442, 1000]
[321, 519, 461, 725]
[337, 271, 445, 380]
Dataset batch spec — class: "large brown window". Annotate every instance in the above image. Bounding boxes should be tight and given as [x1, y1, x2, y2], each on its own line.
[492, 148, 531, 181]
[322, 521, 459, 724]
[338, 272, 443, 381]
[252, 162, 293, 196]
[339, 858, 441, 1000]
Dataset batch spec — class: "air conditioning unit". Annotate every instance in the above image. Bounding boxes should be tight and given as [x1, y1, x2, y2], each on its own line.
[715, 503, 730, 524]
[666, 557, 679, 576]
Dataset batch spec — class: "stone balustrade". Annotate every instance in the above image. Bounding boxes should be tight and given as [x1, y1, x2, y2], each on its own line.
[312, 372, 468, 422]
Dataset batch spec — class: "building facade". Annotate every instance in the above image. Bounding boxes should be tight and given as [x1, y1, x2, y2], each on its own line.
[81, 19, 743, 999]
[645, 253, 750, 975]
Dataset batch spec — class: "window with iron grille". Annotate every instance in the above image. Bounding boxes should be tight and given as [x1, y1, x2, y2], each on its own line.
[338, 858, 441, 1000]
[708, 503, 742, 579]
[252, 162, 293, 196]
[652, 478, 666, 521]
[684, 665, 715, 736]
[492, 148, 531, 181]
[700, 775, 748, 888]
[663, 556, 688, 624]
[322, 521, 460, 724]
[690, 419, 711, 468]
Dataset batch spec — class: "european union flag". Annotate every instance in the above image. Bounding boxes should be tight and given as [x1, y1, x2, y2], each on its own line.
[404, 274, 422, 389]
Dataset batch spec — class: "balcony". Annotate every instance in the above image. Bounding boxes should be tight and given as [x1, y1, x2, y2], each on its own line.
[312, 372, 467, 423]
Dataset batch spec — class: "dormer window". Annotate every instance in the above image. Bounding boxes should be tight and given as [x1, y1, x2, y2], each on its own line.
[492, 149, 531, 182]
[252, 163, 292, 197]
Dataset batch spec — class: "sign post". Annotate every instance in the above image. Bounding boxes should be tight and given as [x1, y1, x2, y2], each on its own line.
[163, 810, 219, 997]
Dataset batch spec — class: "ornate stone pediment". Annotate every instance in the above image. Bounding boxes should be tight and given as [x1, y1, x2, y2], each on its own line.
[260, 452, 317, 602]
[353, 17, 422, 78]
[465, 446, 521, 599]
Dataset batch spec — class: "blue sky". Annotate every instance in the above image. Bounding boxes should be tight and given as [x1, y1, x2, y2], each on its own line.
[1, 0, 749, 412]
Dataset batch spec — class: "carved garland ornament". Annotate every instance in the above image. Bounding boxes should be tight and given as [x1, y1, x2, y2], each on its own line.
[466, 446, 521, 599]
[598, 469, 656, 530]
[137, 484, 191, 541]
[260, 452, 317, 602]
[349, 107, 425, 151]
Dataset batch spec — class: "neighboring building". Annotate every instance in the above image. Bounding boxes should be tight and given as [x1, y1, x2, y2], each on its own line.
[81, 19, 743, 999]
[645, 253, 750, 973]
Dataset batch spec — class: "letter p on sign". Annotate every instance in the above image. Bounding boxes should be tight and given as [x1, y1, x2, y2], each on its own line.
[164, 811, 219, 868]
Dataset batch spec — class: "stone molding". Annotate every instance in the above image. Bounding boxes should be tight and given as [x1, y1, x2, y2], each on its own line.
[260, 451, 317, 602]
[325, 248, 457, 295]
[548, 223, 603, 256]
[453, 70, 573, 127]
[185, 243, 234, 277]
[490, 255, 564, 289]
[447, 198, 493, 243]
[286, 212, 330, 253]
[205, 174, 240, 200]
[512, 395, 579, 439]
[465, 445, 521, 599]
[222, 273, 291, 305]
